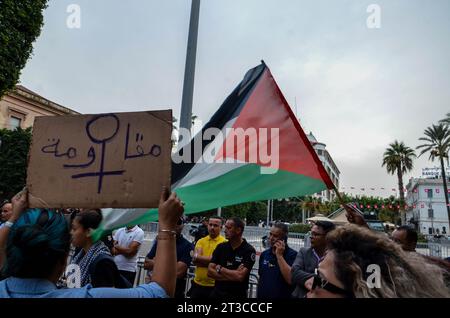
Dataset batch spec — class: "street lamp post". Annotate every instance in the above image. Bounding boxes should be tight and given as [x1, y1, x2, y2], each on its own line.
[179, 0, 201, 133]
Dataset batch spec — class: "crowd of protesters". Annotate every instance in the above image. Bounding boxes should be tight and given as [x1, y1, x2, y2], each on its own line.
[0, 191, 449, 298]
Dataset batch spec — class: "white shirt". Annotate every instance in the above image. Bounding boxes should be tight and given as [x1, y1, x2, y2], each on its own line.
[113, 226, 145, 272]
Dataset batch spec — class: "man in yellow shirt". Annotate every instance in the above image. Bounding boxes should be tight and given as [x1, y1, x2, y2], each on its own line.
[189, 216, 227, 298]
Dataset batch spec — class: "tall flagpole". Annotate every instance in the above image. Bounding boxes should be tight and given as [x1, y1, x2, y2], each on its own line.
[180, 0, 201, 133]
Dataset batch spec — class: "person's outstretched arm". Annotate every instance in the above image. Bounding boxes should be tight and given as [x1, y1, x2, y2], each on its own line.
[0, 189, 28, 271]
[344, 204, 369, 228]
[150, 188, 184, 297]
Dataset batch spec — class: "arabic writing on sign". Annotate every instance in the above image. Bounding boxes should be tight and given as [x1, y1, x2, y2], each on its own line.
[41, 114, 162, 194]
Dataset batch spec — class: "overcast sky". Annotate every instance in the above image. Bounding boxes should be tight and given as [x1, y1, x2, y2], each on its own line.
[19, 0, 450, 198]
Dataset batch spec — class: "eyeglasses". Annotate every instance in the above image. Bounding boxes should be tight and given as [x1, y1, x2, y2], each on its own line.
[311, 231, 325, 237]
[311, 270, 354, 298]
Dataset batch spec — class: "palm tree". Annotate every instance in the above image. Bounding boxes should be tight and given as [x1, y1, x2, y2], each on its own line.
[417, 123, 450, 225]
[382, 141, 416, 224]
[439, 113, 450, 126]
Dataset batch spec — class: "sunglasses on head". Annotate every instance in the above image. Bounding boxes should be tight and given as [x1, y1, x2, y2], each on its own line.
[312, 270, 354, 298]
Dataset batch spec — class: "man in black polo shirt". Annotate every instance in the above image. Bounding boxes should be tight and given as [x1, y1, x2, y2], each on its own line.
[207, 217, 256, 299]
[145, 217, 193, 298]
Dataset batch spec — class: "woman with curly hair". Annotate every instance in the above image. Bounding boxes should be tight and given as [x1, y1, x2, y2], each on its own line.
[307, 224, 450, 298]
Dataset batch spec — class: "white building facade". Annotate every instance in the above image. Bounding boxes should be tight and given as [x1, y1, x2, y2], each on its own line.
[405, 177, 450, 236]
[307, 132, 340, 202]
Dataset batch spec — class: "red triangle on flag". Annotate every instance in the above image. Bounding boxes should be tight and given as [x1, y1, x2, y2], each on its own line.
[217, 69, 334, 187]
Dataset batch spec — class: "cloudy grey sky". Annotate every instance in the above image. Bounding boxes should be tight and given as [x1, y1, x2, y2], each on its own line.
[19, 0, 450, 198]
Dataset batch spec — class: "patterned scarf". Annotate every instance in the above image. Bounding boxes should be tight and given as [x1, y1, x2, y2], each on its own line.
[70, 241, 111, 287]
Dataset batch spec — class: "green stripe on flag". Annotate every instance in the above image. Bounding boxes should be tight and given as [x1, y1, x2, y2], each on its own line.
[175, 164, 327, 213]
[93, 164, 327, 241]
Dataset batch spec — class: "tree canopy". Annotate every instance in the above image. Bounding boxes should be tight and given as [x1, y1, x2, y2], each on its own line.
[0, 127, 32, 201]
[0, 0, 48, 97]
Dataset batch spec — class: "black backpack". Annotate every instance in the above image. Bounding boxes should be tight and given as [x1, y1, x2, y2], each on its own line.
[88, 254, 132, 289]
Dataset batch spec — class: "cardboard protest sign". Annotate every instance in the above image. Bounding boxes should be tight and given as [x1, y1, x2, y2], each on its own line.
[27, 110, 172, 208]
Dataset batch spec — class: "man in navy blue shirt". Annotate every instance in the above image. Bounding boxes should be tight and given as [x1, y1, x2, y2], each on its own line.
[145, 217, 193, 298]
[257, 222, 297, 298]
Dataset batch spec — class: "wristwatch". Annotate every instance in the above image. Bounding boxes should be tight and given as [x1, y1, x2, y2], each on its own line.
[216, 265, 222, 274]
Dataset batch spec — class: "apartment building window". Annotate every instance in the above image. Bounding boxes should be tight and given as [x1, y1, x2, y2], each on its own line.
[7, 108, 26, 130]
[427, 189, 433, 198]
[9, 116, 22, 130]
[317, 149, 323, 156]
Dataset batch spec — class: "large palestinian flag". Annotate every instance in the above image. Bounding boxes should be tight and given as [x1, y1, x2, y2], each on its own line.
[93, 62, 334, 240]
